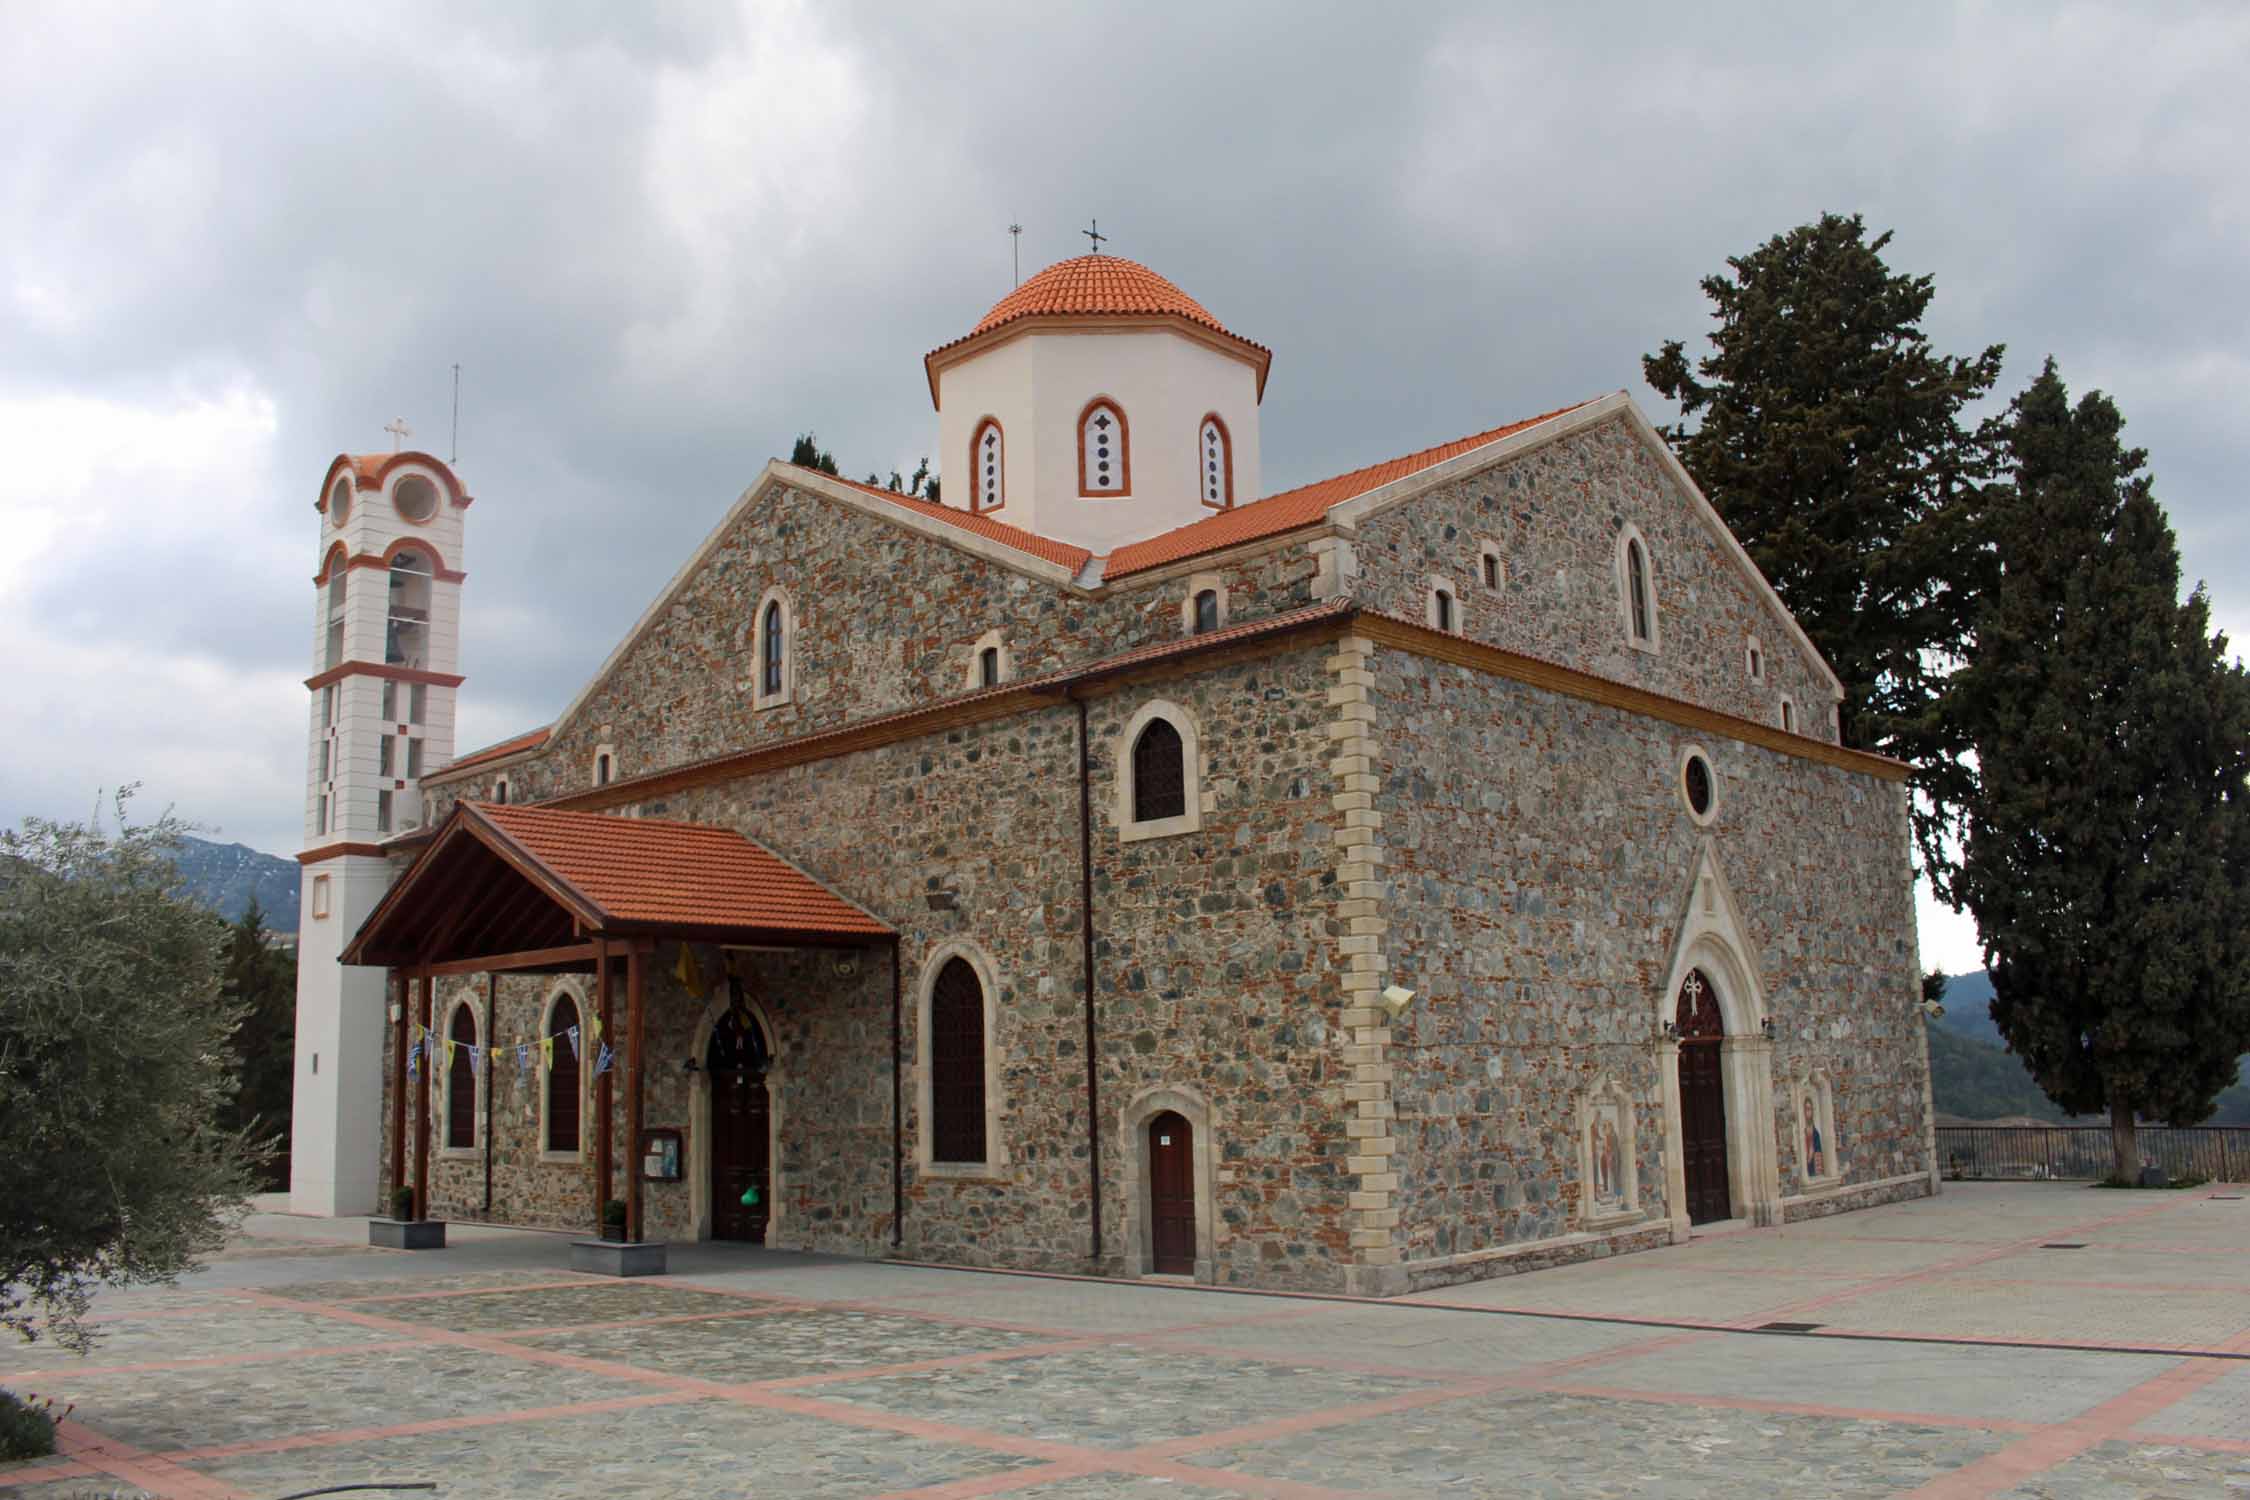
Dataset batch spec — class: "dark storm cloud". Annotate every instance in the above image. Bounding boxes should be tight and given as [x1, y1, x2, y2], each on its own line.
[3, 1, 2244, 903]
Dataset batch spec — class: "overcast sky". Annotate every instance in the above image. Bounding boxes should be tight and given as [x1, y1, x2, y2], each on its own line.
[4, 2, 2244, 974]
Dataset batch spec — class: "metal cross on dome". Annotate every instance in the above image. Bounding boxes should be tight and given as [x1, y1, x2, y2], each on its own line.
[384, 417, 412, 452]
[1082, 219, 1107, 255]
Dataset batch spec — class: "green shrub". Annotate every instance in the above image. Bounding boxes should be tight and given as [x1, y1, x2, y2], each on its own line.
[391, 1186, 416, 1221]
[0, 1389, 66, 1460]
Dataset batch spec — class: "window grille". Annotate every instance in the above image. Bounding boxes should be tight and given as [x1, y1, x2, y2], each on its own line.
[929, 958, 987, 1163]
[547, 996, 581, 1152]
[1132, 719, 1187, 823]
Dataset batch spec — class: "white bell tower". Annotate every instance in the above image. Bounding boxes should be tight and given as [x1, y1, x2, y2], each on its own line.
[289, 435, 469, 1216]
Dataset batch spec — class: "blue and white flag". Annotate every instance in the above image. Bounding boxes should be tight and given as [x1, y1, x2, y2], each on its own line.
[407, 1039, 420, 1079]
[567, 1024, 582, 1061]
[594, 1041, 614, 1077]
[516, 1042, 531, 1074]
[469, 1044, 484, 1076]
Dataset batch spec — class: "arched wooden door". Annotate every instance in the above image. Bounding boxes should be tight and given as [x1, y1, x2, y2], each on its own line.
[1147, 1111, 1196, 1275]
[707, 1004, 772, 1244]
[1675, 970, 1732, 1224]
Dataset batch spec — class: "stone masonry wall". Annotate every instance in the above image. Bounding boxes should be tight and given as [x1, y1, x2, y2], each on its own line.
[427, 485, 1323, 814]
[1368, 644, 1929, 1271]
[1351, 415, 1837, 739]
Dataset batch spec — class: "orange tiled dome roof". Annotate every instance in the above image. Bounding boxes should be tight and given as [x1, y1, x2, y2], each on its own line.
[925, 255, 1270, 404]
[972, 255, 1228, 337]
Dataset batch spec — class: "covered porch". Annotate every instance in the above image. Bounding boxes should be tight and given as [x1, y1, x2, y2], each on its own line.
[342, 800, 896, 1265]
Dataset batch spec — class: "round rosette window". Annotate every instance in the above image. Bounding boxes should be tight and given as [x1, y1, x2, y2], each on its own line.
[1680, 749, 1717, 824]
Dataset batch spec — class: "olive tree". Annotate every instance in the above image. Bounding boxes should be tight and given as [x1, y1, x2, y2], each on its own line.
[0, 796, 262, 1351]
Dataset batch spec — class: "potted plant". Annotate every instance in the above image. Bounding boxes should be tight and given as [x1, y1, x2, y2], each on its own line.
[601, 1199, 628, 1242]
[369, 1184, 446, 1251]
[571, 1198, 665, 1277]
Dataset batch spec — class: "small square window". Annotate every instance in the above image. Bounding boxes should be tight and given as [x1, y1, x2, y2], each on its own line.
[1482, 554, 1500, 590]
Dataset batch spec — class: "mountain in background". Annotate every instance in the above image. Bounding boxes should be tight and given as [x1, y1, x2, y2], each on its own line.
[1931, 970, 2248, 1125]
[170, 836, 299, 931]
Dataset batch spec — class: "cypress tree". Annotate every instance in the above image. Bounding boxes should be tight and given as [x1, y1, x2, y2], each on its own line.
[1958, 360, 2250, 1178]
[1645, 214, 2004, 892]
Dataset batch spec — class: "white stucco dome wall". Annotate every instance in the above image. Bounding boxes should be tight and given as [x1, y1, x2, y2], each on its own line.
[936, 328, 1263, 556]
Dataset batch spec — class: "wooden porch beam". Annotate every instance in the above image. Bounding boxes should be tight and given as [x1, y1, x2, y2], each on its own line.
[414, 942, 601, 978]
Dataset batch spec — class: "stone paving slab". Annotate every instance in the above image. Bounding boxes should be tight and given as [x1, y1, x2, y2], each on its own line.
[1, 1302, 396, 1377]
[1009, 1475, 1278, 1498]
[1147, 1303, 1658, 1377]
[275, 1268, 593, 1301]
[816, 1343, 1437, 1450]
[1992, 1438, 2250, 1497]
[1587, 1333, 2181, 1425]
[1410, 1266, 1843, 1322]
[2130, 1361, 2250, 1442]
[1812, 1276, 2250, 1349]
[1954, 1243, 2250, 1290]
[37, 1341, 655, 1455]
[179, 1396, 1045, 1499]
[343, 1281, 767, 1331]
[1662, 1231, 1979, 1276]
[838, 1280, 1287, 1335]
[1182, 1389, 2014, 1497]
[522, 1306, 1045, 1383]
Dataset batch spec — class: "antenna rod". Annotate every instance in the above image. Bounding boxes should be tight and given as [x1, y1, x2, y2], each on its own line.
[450, 363, 461, 464]
[1009, 222, 1022, 287]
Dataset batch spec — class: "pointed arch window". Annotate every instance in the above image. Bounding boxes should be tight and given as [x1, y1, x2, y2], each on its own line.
[753, 588, 793, 707]
[1198, 415, 1232, 508]
[971, 418, 1004, 513]
[544, 994, 582, 1156]
[1078, 399, 1130, 496]
[929, 957, 987, 1164]
[1617, 525, 1659, 651]
[445, 1003, 478, 1150]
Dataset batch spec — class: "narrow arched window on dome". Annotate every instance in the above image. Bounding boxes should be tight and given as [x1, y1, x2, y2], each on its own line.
[1079, 399, 1130, 496]
[1198, 415, 1232, 508]
[971, 418, 1004, 513]
[761, 600, 785, 696]
[1626, 537, 1654, 645]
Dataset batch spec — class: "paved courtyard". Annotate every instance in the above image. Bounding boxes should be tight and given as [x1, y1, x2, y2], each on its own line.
[3, 1182, 2246, 1498]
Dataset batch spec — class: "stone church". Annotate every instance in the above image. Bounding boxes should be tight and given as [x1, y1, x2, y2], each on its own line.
[293, 253, 1936, 1295]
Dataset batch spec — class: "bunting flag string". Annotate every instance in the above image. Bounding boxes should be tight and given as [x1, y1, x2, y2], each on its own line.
[406, 1038, 420, 1080]
[468, 1043, 484, 1076]
[442, 1038, 456, 1070]
[566, 1024, 582, 1062]
[516, 1042, 532, 1074]
[588, 1008, 603, 1043]
[594, 1041, 614, 1077]
[675, 943, 707, 999]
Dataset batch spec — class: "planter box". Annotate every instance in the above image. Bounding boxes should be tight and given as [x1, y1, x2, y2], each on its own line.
[571, 1239, 667, 1277]
[370, 1218, 447, 1251]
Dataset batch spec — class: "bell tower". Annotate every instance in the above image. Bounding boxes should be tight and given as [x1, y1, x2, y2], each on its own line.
[289, 438, 469, 1216]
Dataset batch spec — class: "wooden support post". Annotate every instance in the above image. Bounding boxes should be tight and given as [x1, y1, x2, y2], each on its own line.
[595, 942, 614, 1235]
[414, 971, 433, 1220]
[388, 969, 407, 1213]
[625, 945, 646, 1244]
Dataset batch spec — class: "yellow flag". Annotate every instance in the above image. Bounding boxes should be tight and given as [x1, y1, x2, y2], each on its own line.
[675, 943, 706, 999]
[442, 1038, 456, 1068]
[588, 1008, 603, 1042]
[541, 1035, 555, 1066]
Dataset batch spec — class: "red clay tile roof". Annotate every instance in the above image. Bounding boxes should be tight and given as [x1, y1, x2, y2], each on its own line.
[476, 801, 891, 938]
[445, 727, 552, 774]
[924, 256, 1271, 399]
[1104, 402, 1594, 579]
[802, 468, 1095, 573]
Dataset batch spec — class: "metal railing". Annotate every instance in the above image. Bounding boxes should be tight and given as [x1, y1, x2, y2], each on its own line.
[1937, 1125, 2250, 1183]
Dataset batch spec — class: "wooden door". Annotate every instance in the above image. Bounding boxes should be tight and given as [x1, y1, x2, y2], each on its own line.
[1678, 1042, 1731, 1223]
[708, 1006, 771, 1244]
[1147, 1111, 1196, 1275]
[1675, 969, 1731, 1224]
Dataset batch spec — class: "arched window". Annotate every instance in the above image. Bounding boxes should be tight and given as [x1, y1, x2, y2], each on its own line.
[386, 548, 431, 669]
[1192, 589, 1220, 635]
[492, 776, 510, 806]
[325, 561, 347, 671]
[595, 751, 613, 786]
[929, 957, 987, 1164]
[1433, 589, 1455, 633]
[446, 1003, 478, 1150]
[1624, 535, 1654, 646]
[1746, 637, 1765, 682]
[754, 589, 792, 706]
[1779, 697, 1796, 734]
[545, 994, 581, 1155]
[1198, 415, 1232, 508]
[1132, 719, 1186, 823]
[1426, 575, 1463, 635]
[1078, 398, 1130, 496]
[1481, 549, 1503, 591]
[971, 418, 1004, 513]
[979, 645, 1001, 688]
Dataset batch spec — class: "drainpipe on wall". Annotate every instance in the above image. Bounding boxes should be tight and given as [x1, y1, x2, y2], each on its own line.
[1075, 692, 1103, 1263]
[891, 933, 904, 1250]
